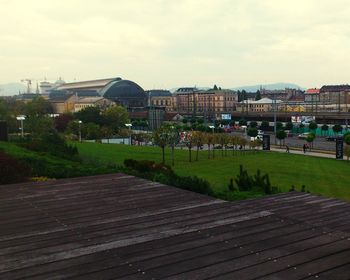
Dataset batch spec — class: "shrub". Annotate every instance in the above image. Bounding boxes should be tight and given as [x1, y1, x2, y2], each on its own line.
[0, 150, 32, 184]
[123, 159, 213, 196]
[234, 165, 278, 194]
[235, 165, 254, 191]
[20, 132, 79, 161]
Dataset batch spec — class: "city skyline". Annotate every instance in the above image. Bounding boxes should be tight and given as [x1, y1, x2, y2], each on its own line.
[1, 0, 350, 89]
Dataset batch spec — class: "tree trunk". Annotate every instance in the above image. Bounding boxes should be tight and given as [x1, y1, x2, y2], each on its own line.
[162, 146, 165, 164]
[196, 146, 199, 161]
[188, 146, 192, 162]
[208, 144, 211, 159]
[171, 145, 175, 166]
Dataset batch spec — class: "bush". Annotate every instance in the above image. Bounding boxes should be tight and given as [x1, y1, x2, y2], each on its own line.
[0, 150, 32, 184]
[234, 165, 278, 194]
[20, 132, 79, 161]
[123, 159, 213, 196]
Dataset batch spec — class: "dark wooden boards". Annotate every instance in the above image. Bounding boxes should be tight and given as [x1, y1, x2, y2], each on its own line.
[0, 173, 349, 279]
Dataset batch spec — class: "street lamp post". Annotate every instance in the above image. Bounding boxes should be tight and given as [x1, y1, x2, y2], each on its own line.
[16, 115, 26, 138]
[125, 123, 132, 145]
[78, 120, 82, 142]
[209, 125, 215, 134]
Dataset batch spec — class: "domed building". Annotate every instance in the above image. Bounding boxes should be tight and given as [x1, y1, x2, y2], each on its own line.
[53, 77, 147, 109]
[101, 79, 147, 108]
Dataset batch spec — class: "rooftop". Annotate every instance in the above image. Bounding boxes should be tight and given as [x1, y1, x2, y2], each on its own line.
[56, 78, 120, 91]
[1, 174, 349, 279]
[320, 85, 350, 93]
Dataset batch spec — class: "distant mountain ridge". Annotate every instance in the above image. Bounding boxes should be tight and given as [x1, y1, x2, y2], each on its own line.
[0, 83, 26, 95]
[231, 83, 305, 92]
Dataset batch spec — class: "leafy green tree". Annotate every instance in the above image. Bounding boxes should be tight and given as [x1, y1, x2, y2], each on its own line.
[285, 122, 293, 131]
[168, 127, 180, 166]
[103, 105, 130, 132]
[206, 133, 214, 159]
[344, 145, 350, 162]
[101, 126, 114, 143]
[276, 130, 287, 147]
[85, 123, 101, 140]
[239, 119, 247, 126]
[276, 122, 283, 131]
[306, 133, 316, 150]
[332, 124, 342, 135]
[192, 131, 203, 161]
[321, 124, 329, 136]
[153, 126, 170, 164]
[75, 107, 103, 125]
[213, 84, 218, 90]
[255, 90, 261, 101]
[309, 121, 317, 131]
[26, 116, 54, 136]
[25, 96, 52, 116]
[249, 121, 258, 128]
[260, 121, 269, 131]
[344, 134, 350, 145]
[247, 127, 258, 138]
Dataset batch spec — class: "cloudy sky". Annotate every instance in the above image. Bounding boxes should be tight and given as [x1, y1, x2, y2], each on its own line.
[1, 0, 350, 89]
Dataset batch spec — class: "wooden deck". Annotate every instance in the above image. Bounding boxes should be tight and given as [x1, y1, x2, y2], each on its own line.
[0, 173, 349, 279]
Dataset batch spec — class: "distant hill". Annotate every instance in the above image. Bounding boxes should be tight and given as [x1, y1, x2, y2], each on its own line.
[231, 83, 305, 92]
[0, 83, 26, 96]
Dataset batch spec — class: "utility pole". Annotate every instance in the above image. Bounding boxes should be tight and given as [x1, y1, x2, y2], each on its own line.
[273, 92, 277, 144]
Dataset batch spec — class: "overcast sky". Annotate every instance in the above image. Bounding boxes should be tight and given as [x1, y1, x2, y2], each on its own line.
[1, 0, 350, 89]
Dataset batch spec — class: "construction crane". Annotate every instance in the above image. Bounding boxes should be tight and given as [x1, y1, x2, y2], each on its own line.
[20, 79, 32, 94]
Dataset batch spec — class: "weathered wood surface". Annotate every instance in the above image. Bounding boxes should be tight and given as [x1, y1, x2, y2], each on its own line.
[0, 173, 349, 279]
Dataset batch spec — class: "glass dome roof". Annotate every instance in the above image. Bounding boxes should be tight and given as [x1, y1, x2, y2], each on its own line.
[101, 79, 146, 108]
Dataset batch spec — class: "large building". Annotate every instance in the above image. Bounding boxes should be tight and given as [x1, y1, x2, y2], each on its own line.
[174, 88, 238, 120]
[50, 77, 147, 110]
[237, 98, 283, 113]
[147, 90, 175, 112]
[319, 85, 350, 112]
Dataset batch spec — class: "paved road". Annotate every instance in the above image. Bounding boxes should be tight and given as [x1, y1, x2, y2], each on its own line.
[231, 131, 337, 152]
[270, 146, 336, 159]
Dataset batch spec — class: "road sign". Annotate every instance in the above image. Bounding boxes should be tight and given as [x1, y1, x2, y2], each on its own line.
[336, 138, 343, 159]
[263, 134, 270, 150]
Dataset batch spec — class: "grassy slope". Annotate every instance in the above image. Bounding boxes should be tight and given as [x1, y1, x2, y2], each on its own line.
[76, 142, 350, 201]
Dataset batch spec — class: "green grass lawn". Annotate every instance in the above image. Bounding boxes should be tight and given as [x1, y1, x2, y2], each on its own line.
[76, 142, 350, 201]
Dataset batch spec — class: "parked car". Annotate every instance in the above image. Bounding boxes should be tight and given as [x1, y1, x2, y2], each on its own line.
[298, 132, 312, 139]
[251, 135, 263, 141]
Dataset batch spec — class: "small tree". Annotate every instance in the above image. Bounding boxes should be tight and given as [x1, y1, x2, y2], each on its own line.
[285, 122, 293, 131]
[192, 131, 203, 161]
[276, 122, 284, 131]
[168, 127, 180, 166]
[333, 124, 342, 135]
[306, 133, 316, 150]
[344, 134, 350, 145]
[344, 145, 350, 162]
[206, 133, 214, 159]
[276, 130, 287, 147]
[249, 121, 258, 128]
[321, 124, 329, 136]
[239, 119, 247, 126]
[255, 90, 262, 101]
[260, 121, 269, 131]
[247, 127, 258, 138]
[185, 132, 193, 162]
[309, 121, 317, 132]
[153, 126, 170, 164]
